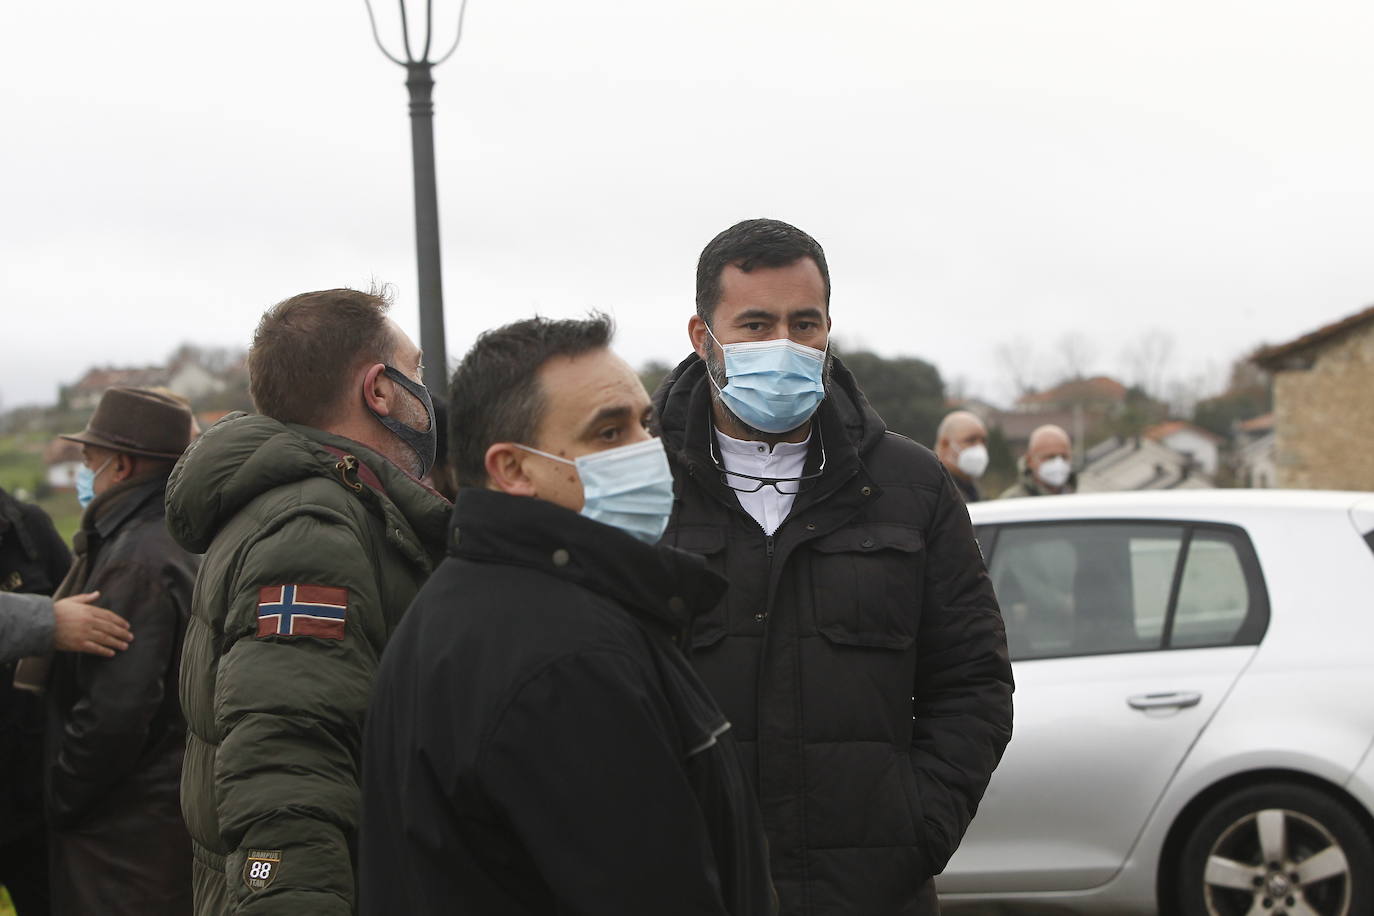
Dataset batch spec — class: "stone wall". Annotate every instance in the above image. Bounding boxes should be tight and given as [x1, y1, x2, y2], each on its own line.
[1272, 321, 1374, 490]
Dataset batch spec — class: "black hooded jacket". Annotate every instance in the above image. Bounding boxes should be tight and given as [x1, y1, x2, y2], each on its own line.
[653, 354, 1014, 916]
[359, 488, 776, 915]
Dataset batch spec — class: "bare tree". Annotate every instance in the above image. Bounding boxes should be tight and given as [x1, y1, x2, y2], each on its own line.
[1120, 329, 1175, 399]
[1053, 332, 1094, 382]
[993, 340, 1040, 402]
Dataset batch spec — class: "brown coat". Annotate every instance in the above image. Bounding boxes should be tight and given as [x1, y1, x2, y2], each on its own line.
[44, 473, 198, 915]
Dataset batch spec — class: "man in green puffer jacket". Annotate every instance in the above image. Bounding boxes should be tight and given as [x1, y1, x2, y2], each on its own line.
[165, 288, 450, 915]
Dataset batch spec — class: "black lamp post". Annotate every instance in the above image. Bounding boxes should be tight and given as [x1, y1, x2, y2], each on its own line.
[365, 0, 469, 392]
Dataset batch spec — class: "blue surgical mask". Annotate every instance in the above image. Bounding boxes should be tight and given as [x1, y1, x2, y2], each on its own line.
[705, 325, 827, 435]
[515, 438, 675, 544]
[75, 457, 113, 509]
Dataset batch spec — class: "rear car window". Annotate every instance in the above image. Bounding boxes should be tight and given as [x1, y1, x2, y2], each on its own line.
[987, 521, 1268, 661]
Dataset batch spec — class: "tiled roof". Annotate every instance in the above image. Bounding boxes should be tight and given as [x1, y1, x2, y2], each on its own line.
[1254, 303, 1374, 368]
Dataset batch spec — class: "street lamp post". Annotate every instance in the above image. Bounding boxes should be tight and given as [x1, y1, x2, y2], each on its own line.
[365, 0, 469, 392]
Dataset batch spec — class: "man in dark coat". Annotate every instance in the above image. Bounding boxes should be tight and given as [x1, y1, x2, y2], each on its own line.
[653, 219, 1014, 915]
[26, 387, 200, 915]
[360, 315, 776, 915]
[1, 485, 72, 916]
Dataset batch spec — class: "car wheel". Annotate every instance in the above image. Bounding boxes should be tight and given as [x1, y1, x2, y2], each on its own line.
[1176, 782, 1373, 916]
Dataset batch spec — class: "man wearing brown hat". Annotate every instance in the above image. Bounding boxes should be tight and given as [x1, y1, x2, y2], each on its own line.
[22, 386, 199, 915]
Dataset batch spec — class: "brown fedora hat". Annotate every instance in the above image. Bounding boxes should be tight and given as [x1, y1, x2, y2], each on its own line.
[60, 387, 194, 460]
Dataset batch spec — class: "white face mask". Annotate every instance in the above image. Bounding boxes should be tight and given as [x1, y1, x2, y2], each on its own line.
[1036, 456, 1072, 489]
[955, 443, 989, 479]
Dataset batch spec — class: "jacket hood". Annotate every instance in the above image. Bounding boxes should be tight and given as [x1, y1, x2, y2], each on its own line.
[165, 412, 449, 556]
[652, 352, 888, 462]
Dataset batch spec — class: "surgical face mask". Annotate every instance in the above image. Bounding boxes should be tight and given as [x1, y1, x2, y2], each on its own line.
[705, 324, 827, 435]
[75, 457, 113, 509]
[368, 366, 437, 478]
[515, 437, 675, 544]
[1037, 456, 1072, 489]
[955, 443, 989, 479]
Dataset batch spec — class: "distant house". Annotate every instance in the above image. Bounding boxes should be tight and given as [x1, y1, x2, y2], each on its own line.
[1014, 376, 1128, 415]
[1254, 304, 1374, 490]
[1078, 436, 1213, 492]
[1234, 432, 1278, 488]
[1142, 420, 1224, 476]
[167, 359, 226, 401]
[44, 438, 83, 491]
[65, 366, 170, 410]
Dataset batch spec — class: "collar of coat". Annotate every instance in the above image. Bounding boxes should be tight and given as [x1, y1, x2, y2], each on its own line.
[449, 487, 727, 640]
[165, 412, 450, 569]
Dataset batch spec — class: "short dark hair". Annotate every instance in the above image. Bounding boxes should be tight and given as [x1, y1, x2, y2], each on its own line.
[248, 288, 396, 426]
[695, 218, 831, 323]
[448, 313, 614, 488]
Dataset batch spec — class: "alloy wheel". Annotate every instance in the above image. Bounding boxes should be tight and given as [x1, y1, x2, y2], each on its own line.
[1201, 807, 1351, 916]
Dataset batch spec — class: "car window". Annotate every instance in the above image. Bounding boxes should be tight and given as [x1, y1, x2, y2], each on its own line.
[989, 524, 1183, 660]
[1170, 530, 1253, 648]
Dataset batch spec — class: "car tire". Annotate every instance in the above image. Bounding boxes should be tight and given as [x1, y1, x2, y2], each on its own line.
[1175, 782, 1373, 916]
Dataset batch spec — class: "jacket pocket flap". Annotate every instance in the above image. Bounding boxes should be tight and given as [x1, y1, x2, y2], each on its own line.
[690, 619, 728, 649]
[811, 524, 924, 555]
[818, 625, 915, 651]
[669, 526, 727, 556]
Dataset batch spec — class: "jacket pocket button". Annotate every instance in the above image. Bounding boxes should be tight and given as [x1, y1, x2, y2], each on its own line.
[861, 537, 874, 549]
[861, 486, 872, 496]
[754, 612, 767, 622]
[552, 549, 571, 567]
[805, 522, 816, 531]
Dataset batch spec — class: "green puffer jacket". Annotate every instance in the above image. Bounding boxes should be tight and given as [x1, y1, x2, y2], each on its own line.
[165, 413, 449, 915]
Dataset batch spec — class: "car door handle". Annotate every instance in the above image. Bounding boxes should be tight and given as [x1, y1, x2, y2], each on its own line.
[1127, 692, 1202, 711]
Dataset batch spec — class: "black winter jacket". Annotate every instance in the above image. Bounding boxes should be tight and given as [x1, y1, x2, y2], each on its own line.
[0, 487, 70, 846]
[654, 355, 1014, 916]
[360, 488, 776, 916]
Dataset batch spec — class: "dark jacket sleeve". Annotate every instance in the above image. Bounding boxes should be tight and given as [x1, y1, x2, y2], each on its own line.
[213, 511, 387, 916]
[479, 649, 733, 916]
[911, 469, 1014, 873]
[0, 591, 54, 663]
[47, 551, 185, 826]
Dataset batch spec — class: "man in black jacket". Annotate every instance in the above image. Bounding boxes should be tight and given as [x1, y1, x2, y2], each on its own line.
[360, 315, 775, 915]
[34, 387, 200, 915]
[1, 485, 72, 916]
[654, 219, 1014, 915]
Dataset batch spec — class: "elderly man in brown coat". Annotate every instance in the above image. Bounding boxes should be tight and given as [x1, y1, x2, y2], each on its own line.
[16, 387, 200, 915]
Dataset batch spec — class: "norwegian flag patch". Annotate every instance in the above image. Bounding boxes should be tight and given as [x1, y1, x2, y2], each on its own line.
[256, 585, 348, 640]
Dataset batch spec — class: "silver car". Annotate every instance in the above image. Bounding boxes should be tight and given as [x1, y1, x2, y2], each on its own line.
[939, 490, 1374, 916]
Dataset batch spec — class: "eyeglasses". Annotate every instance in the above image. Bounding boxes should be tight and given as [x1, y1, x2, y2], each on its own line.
[707, 419, 826, 494]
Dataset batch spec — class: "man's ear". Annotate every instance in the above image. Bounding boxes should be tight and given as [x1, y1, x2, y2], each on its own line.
[113, 453, 137, 483]
[688, 315, 709, 361]
[484, 444, 537, 498]
[360, 363, 390, 416]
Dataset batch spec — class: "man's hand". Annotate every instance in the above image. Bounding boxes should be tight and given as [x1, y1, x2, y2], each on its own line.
[53, 591, 133, 657]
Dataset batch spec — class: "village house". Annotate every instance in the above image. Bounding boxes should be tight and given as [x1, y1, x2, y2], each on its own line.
[1254, 304, 1374, 490]
[1077, 435, 1213, 492]
[1232, 413, 1276, 488]
[1141, 420, 1224, 476]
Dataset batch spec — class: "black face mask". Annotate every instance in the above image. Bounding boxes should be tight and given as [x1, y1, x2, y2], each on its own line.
[367, 366, 437, 478]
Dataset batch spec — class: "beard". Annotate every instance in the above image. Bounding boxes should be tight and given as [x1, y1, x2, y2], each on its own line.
[388, 387, 432, 478]
[703, 338, 832, 440]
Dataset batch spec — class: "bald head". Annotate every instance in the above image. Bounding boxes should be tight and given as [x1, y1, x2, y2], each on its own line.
[936, 410, 989, 480]
[1025, 424, 1073, 491]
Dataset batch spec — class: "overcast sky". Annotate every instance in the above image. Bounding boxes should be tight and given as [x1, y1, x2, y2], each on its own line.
[4, 1, 1373, 411]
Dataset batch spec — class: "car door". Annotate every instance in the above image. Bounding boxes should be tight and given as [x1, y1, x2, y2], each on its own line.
[940, 521, 1267, 893]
